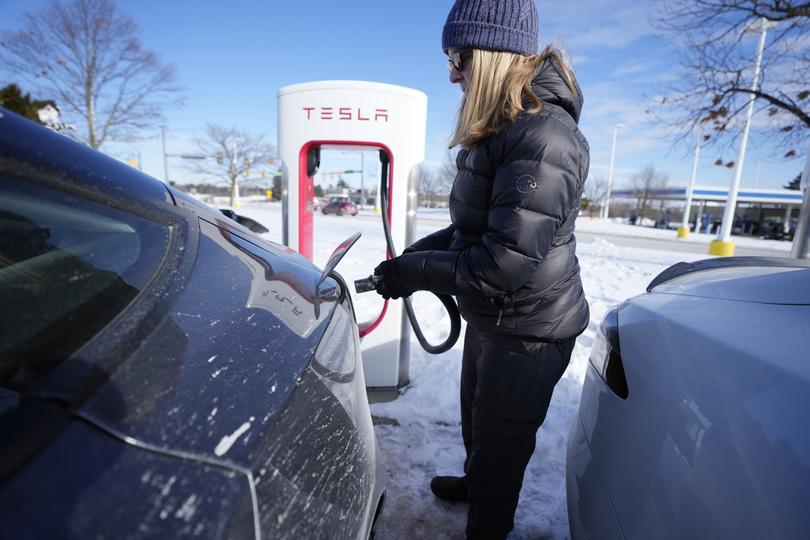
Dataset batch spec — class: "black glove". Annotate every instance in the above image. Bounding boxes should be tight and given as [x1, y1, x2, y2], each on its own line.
[374, 257, 413, 300]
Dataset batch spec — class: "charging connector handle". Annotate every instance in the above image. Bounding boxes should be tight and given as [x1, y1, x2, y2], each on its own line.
[354, 275, 382, 294]
[373, 149, 461, 355]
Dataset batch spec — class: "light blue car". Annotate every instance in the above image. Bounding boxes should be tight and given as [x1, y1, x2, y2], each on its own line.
[567, 256, 810, 540]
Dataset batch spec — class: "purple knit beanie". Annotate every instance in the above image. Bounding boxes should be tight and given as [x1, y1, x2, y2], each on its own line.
[442, 0, 539, 56]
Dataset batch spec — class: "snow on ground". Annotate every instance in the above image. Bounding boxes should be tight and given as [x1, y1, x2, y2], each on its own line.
[230, 202, 737, 539]
[366, 235, 705, 540]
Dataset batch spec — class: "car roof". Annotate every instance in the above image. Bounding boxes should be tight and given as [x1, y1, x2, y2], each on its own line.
[0, 108, 172, 205]
[648, 257, 810, 305]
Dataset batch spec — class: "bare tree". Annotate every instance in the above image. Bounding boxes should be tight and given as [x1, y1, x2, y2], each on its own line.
[438, 149, 459, 195]
[652, 1, 809, 159]
[185, 124, 275, 207]
[583, 176, 609, 218]
[0, 0, 183, 148]
[630, 165, 669, 222]
[416, 165, 441, 207]
[416, 153, 457, 207]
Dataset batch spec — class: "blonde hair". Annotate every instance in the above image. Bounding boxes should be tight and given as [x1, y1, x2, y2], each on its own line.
[449, 46, 579, 149]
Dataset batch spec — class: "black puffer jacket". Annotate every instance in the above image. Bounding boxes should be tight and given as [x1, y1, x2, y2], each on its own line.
[399, 59, 590, 341]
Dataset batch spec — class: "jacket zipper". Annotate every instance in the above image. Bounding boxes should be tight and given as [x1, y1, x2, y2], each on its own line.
[492, 295, 511, 327]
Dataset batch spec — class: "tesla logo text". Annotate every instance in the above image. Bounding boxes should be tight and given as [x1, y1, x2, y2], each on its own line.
[263, 289, 304, 317]
[302, 107, 389, 122]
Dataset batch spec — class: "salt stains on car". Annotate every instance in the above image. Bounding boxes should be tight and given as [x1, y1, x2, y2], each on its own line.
[214, 417, 255, 457]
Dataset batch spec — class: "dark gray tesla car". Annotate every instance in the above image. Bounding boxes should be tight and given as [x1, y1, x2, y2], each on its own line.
[0, 108, 385, 539]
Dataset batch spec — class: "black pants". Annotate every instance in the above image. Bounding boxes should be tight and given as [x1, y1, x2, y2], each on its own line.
[460, 325, 575, 540]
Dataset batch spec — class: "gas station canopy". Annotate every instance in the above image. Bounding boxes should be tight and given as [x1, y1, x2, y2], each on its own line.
[611, 186, 804, 205]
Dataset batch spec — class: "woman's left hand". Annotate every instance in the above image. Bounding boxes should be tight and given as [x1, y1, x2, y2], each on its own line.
[374, 257, 413, 299]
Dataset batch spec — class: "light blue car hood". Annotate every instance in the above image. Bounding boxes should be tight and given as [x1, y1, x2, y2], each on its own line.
[652, 266, 810, 305]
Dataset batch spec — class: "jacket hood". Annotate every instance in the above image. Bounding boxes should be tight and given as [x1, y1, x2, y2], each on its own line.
[531, 59, 583, 123]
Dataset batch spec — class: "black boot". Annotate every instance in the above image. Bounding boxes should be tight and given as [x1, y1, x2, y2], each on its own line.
[430, 475, 468, 502]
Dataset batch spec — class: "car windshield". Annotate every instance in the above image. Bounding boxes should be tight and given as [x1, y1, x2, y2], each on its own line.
[0, 177, 168, 393]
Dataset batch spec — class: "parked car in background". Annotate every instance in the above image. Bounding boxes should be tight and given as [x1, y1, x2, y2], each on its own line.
[322, 197, 358, 216]
[313, 196, 329, 211]
[0, 109, 385, 539]
[567, 256, 810, 540]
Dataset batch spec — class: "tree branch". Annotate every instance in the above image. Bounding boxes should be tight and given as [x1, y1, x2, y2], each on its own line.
[732, 87, 810, 127]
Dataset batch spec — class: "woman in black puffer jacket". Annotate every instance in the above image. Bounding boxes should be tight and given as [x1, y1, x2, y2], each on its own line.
[373, 1, 589, 538]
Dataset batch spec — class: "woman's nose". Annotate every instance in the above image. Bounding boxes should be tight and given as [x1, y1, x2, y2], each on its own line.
[449, 68, 463, 84]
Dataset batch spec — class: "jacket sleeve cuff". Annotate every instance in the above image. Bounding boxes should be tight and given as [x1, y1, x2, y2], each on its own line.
[398, 251, 459, 295]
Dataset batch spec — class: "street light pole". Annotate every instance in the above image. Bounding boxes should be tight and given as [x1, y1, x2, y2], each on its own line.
[360, 152, 365, 209]
[710, 17, 777, 256]
[229, 136, 243, 209]
[790, 144, 810, 259]
[161, 126, 169, 183]
[602, 123, 624, 220]
[678, 127, 702, 238]
[340, 150, 367, 208]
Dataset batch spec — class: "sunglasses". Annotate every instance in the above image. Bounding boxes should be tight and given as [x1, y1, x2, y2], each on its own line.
[447, 50, 473, 72]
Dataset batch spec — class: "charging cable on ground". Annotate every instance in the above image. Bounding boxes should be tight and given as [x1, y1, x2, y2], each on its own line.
[354, 150, 461, 354]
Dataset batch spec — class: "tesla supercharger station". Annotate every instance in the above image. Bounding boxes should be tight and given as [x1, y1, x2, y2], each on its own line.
[278, 81, 427, 389]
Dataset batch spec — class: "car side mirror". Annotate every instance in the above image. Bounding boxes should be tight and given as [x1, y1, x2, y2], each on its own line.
[218, 209, 269, 234]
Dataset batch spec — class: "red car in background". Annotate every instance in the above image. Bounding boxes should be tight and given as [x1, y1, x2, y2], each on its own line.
[322, 197, 358, 216]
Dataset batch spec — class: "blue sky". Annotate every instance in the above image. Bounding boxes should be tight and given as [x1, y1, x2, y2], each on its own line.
[1, 0, 803, 190]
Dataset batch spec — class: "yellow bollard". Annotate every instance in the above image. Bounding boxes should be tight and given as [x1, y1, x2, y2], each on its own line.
[676, 226, 690, 239]
[709, 240, 735, 256]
